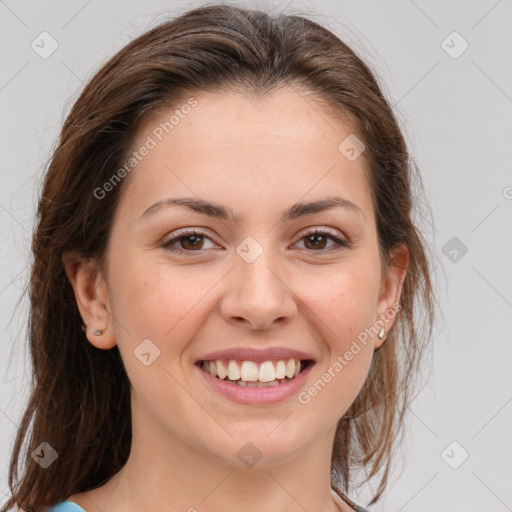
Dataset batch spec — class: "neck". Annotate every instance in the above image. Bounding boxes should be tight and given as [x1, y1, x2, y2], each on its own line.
[88, 403, 348, 512]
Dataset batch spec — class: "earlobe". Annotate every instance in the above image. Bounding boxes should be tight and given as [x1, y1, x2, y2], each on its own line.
[377, 326, 388, 343]
[62, 251, 117, 350]
[375, 244, 409, 348]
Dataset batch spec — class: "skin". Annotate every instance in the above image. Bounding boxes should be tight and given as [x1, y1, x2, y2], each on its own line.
[63, 86, 408, 512]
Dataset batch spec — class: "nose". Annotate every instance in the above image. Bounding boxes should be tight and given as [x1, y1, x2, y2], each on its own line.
[219, 249, 297, 330]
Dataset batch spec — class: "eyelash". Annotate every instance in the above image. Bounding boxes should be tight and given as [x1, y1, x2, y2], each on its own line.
[161, 227, 349, 255]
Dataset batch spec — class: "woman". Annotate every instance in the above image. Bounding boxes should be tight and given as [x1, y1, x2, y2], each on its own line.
[2, 4, 436, 511]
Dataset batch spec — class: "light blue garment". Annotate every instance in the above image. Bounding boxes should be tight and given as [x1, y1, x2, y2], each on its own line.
[46, 502, 86, 512]
[45, 496, 371, 512]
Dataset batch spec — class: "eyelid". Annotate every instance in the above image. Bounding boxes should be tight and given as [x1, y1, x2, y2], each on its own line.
[164, 226, 212, 240]
[295, 225, 346, 241]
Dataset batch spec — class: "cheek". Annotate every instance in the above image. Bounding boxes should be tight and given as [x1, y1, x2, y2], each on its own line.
[110, 256, 219, 353]
[295, 262, 379, 407]
[301, 260, 380, 343]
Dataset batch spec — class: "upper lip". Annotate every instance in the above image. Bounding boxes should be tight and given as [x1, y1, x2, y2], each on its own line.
[196, 347, 316, 363]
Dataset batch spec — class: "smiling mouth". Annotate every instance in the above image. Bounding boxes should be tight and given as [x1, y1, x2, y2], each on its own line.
[196, 358, 314, 387]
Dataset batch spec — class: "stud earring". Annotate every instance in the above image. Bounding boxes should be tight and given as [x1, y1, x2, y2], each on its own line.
[377, 327, 387, 341]
[81, 324, 106, 336]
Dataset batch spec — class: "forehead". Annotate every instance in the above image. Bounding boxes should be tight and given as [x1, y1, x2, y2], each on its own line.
[118, 87, 373, 222]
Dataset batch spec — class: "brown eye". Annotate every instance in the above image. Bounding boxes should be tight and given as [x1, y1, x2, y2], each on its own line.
[162, 229, 216, 254]
[303, 233, 329, 250]
[295, 229, 348, 253]
[178, 234, 204, 250]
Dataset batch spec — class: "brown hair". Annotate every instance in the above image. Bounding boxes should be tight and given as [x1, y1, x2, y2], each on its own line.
[3, 3, 438, 510]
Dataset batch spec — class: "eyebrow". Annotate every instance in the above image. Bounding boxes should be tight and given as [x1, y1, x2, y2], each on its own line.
[139, 195, 365, 222]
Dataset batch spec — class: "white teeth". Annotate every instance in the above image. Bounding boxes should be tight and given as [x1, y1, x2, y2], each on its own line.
[216, 360, 228, 380]
[286, 359, 296, 379]
[240, 361, 259, 382]
[259, 361, 276, 382]
[243, 380, 281, 388]
[228, 360, 241, 380]
[201, 357, 308, 384]
[275, 360, 286, 379]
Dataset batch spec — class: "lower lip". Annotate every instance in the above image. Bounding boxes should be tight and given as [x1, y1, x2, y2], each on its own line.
[196, 362, 314, 405]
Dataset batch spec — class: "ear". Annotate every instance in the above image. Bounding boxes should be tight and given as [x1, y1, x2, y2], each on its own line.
[62, 250, 117, 350]
[374, 243, 409, 349]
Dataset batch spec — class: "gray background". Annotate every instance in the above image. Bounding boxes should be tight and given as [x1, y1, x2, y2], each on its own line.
[1, 0, 511, 510]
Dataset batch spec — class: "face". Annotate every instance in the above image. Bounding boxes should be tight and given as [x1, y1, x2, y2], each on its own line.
[68, 86, 407, 469]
